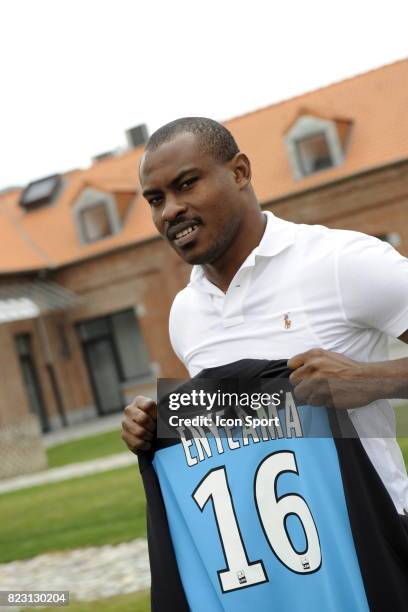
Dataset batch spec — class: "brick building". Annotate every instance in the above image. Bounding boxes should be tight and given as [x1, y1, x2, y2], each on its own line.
[1, 59, 407, 477]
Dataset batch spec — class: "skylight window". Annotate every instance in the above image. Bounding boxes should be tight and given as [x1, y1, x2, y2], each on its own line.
[20, 175, 61, 208]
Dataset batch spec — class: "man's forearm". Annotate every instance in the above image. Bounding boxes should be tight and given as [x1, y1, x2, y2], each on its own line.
[288, 349, 408, 409]
[363, 357, 408, 401]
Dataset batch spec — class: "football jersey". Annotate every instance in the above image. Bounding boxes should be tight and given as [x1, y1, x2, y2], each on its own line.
[139, 359, 408, 611]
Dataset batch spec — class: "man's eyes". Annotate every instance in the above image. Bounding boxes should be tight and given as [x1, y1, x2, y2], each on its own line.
[147, 177, 198, 205]
[148, 195, 163, 206]
[179, 177, 198, 190]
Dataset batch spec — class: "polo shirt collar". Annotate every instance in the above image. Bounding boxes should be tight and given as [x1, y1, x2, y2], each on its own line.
[255, 210, 296, 258]
[189, 211, 295, 290]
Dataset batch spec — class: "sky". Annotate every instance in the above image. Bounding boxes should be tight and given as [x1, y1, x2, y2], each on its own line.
[1, 0, 407, 190]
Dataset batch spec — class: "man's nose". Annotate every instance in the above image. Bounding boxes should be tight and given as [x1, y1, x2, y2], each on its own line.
[161, 194, 187, 223]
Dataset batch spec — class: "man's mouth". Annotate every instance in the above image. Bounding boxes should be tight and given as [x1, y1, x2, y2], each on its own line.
[171, 224, 200, 248]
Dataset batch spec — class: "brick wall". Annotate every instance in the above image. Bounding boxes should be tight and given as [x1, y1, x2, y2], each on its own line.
[265, 159, 408, 255]
[0, 159, 407, 443]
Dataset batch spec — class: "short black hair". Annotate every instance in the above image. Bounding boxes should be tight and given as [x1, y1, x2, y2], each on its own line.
[144, 117, 239, 163]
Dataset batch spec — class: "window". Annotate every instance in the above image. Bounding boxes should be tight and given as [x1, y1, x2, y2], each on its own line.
[79, 201, 113, 242]
[78, 310, 151, 380]
[295, 133, 333, 176]
[285, 114, 350, 180]
[15, 334, 49, 432]
[20, 174, 62, 209]
[73, 187, 121, 244]
[110, 310, 151, 380]
[77, 310, 151, 415]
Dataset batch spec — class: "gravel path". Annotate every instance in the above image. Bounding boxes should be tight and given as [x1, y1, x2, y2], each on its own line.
[0, 539, 150, 602]
[0, 440, 147, 606]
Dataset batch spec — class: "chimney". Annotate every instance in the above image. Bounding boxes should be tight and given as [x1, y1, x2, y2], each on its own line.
[126, 124, 149, 148]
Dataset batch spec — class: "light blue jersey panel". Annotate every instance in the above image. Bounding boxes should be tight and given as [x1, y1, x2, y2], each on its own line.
[153, 406, 369, 612]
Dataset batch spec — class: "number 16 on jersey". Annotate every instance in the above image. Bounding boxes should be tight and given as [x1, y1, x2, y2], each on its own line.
[192, 451, 322, 593]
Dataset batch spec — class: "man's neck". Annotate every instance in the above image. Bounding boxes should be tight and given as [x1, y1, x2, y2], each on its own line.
[202, 211, 267, 293]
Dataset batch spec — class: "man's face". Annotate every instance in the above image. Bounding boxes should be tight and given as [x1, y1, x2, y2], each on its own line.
[140, 132, 244, 265]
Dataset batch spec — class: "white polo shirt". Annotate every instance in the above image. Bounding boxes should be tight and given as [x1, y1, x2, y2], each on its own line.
[169, 211, 408, 513]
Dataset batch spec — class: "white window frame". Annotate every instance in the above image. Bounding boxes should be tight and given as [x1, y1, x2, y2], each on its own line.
[73, 187, 121, 244]
[285, 115, 345, 180]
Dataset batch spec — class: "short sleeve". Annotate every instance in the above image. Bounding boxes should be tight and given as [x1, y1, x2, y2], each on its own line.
[336, 233, 408, 338]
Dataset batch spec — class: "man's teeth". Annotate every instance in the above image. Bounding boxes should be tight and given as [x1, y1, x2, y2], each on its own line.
[175, 225, 198, 239]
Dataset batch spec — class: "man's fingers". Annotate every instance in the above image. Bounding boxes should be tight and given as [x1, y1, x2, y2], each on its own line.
[130, 407, 156, 434]
[124, 397, 157, 427]
[287, 352, 307, 370]
[141, 401, 157, 420]
[288, 349, 326, 371]
[124, 397, 157, 420]
[122, 419, 153, 441]
[289, 364, 311, 385]
[293, 378, 331, 407]
[121, 428, 151, 453]
[135, 396, 157, 420]
[292, 379, 310, 403]
[121, 395, 157, 455]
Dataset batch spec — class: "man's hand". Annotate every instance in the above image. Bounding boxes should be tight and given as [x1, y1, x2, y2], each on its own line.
[121, 395, 157, 454]
[287, 349, 376, 410]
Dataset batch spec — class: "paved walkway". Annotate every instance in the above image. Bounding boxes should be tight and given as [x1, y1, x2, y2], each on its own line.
[43, 413, 125, 448]
[0, 452, 137, 494]
[0, 539, 150, 603]
[44, 380, 157, 448]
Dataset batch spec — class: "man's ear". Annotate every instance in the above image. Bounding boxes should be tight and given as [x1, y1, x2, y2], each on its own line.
[231, 153, 252, 188]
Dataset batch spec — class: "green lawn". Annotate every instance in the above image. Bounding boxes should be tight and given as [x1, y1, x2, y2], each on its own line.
[395, 402, 408, 466]
[0, 466, 146, 563]
[3, 425, 407, 565]
[27, 590, 150, 612]
[46, 412, 408, 470]
[395, 403, 408, 439]
[47, 430, 126, 468]
[398, 437, 408, 464]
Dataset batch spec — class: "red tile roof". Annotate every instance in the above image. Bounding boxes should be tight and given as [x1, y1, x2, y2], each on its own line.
[2, 58, 408, 273]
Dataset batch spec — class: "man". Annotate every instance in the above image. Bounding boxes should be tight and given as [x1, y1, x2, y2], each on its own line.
[122, 117, 408, 609]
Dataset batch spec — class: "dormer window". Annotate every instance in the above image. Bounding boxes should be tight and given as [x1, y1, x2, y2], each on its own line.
[295, 132, 333, 176]
[79, 201, 113, 242]
[73, 188, 121, 244]
[285, 113, 352, 180]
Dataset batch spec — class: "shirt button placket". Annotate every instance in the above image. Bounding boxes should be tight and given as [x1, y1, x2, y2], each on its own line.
[222, 270, 249, 327]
